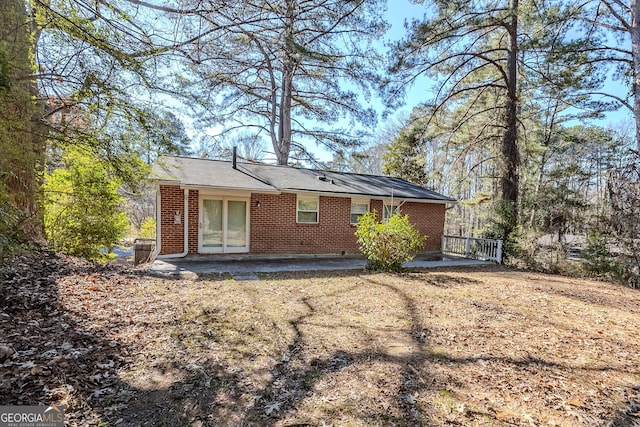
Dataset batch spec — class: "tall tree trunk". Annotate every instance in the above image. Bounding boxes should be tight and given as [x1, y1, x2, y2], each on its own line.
[277, 72, 293, 165]
[631, 0, 640, 151]
[500, 0, 520, 230]
[0, 0, 45, 241]
[275, 0, 295, 165]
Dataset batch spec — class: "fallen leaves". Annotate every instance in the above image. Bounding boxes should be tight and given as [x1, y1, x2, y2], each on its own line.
[0, 250, 141, 424]
[2, 254, 640, 426]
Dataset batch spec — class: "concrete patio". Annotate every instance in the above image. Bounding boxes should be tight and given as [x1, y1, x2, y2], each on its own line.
[147, 252, 491, 278]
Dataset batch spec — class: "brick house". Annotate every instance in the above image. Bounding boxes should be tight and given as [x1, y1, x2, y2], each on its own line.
[152, 155, 455, 257]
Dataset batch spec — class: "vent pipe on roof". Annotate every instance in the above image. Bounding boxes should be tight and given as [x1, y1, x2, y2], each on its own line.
[232, 146, 237, 169]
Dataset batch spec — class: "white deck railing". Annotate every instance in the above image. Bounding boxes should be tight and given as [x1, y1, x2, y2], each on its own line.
[441, 235, 503, 264]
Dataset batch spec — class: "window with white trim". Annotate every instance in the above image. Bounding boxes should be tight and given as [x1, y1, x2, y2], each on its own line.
[297, 196, 319, 223]
[383, 203, 399, 221]
[350, 200, 369, 224]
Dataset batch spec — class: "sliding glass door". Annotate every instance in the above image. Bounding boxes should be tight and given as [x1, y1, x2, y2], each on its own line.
[226, 200, 247, 249]
[200, 198, 249, 253]
[202, 199, 223, 249]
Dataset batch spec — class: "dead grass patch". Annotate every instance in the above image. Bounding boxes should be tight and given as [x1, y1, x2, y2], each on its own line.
[3, 259, 639, 426]
[110, 267, 640, 426]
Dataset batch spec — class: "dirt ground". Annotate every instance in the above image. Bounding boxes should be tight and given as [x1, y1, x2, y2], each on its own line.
[1, 252, 639, 426]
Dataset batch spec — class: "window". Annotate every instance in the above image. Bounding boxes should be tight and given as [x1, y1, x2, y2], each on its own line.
[350, 200, 369, 224]
[297, 196, 318, 223]
[383, 203, 399, 221]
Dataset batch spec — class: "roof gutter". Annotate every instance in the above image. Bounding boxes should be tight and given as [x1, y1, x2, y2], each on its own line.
[180, 184, 281, 194]
[153, 187, 189, 259]
[284, 189, 456, 204]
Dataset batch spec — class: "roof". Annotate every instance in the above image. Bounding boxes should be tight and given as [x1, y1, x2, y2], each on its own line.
[153, 156, 455, 203]
[153, 156, 277, 192]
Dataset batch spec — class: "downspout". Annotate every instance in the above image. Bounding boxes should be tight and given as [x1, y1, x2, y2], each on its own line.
[150, 184, 162, 260]
[156, 187, 189, 259]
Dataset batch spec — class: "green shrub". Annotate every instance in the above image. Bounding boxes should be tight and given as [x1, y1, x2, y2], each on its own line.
[482, 200, 519, 260]
[139, 217, 156, 238]
[582, 232, 611, 273]
[582, 232, 626, 281]
[355, 211, 426, 272]
[44, 147, 129, 261]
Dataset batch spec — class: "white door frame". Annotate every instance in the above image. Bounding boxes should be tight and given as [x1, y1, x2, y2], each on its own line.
[199, 196, 250, 253]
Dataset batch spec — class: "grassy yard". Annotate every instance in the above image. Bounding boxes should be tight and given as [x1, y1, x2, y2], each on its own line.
[3, 260, 640, 426]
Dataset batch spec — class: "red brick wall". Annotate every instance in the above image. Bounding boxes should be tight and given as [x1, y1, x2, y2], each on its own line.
[361, 199, 445, 251]
[159, 185, 185, 255]
[400, 202, 446, 252]
[249, 193, 361, 254]
[159, 186, 447, 255]
[188, 190, 199, 254]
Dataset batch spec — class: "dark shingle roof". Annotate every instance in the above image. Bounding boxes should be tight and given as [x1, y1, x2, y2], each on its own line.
[153, 156, 455, 203]
[153, 156, 277, 192]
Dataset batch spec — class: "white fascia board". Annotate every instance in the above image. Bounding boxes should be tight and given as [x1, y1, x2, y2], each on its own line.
[181, 184, 281, 196]
[285, 189, 455, 204]
[379, 197, 457, 205]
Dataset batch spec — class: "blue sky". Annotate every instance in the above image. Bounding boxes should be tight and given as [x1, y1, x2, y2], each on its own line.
[378, 0, 430, 117]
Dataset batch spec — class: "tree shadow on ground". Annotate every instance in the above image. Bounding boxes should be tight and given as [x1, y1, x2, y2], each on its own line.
[90, 272, 442, 426]
[255, 268, 375, 281]
[608, 392, 640, 427]
[0, 252, 138, 424]
[230, 276, 444, 425]
[5, 254, 637, 426]
[532, 280, 640, 313]
[107, 359, 250, 426]
[0, 251, 261, 426]
[395, 270, 483, 288]
[108, 268, 639, 425]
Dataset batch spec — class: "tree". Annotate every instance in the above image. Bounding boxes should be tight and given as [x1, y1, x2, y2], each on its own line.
[44, 147, 129, 261]
[385, 0, 607, 241]
[0, 0, 187, 254]
[382, 124, 428, 184]
[574, 0, 640, 151]
[385, 0, 524, 237]
[118, 110, 192, 165]
[195, 131, 267, 163]
[33, 0, 178, 171]
[348, 143, 387, 175]
[166, 0, 386, 165]
[536, 165, 589, 241]
[331, 116, 407, 175]
[521, 124, 623, 233]
[0, 0, 46, 244]
[607, 150, 640, 286]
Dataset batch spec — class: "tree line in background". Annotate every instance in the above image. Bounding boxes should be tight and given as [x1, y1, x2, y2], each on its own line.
[0, 0, 639, 285]
[380, 0, 640, 285]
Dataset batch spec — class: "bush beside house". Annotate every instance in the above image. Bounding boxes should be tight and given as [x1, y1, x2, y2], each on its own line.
[355, 211, 426, 272]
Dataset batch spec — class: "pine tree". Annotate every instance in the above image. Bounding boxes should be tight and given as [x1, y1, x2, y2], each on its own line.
[382, 125, 428, 185]
[161, 0, 387, 164]
[0, 0, 45, 244]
